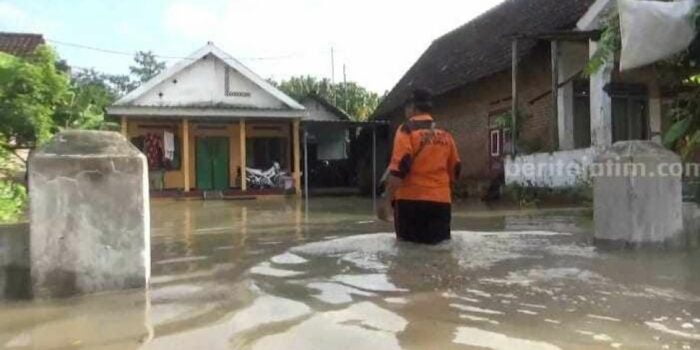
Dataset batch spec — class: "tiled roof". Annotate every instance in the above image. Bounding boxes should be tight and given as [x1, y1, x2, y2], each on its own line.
[374, 0, 596, 118]
[0, 32, 45, 57]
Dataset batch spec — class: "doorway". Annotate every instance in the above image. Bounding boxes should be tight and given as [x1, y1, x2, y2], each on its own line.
[196, 137, 230, 191]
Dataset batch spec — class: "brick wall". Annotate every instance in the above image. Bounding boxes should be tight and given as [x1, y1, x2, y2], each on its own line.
[385, 44, 557, 196]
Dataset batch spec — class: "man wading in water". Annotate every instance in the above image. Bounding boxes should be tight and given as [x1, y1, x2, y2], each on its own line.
[377, 89, 461, 245]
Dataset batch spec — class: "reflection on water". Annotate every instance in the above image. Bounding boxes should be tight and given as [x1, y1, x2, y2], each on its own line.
[1, 198, 700, 349]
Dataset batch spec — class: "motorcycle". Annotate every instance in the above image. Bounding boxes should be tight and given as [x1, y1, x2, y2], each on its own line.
[246, 162, 285, 189]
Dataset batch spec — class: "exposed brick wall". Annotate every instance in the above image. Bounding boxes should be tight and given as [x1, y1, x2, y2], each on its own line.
[384, 45, 557, 196]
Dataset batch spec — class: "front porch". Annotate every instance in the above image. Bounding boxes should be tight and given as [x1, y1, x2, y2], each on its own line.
[118, 116, 303, 197]
[505, 28, 667, 188]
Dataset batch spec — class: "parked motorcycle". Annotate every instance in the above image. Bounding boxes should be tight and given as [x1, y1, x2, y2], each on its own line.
[246, 162, 285, 189]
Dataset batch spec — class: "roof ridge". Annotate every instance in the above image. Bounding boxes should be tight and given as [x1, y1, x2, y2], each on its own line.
[373, 0, 596, 118]
[0, 31, 44, 37]
[432, 0, 514, 44]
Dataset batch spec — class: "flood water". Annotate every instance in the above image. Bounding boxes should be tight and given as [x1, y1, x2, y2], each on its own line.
[2, 197, 700, 349]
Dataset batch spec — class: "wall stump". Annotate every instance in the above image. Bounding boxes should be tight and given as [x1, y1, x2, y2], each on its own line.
[593, 141, 684, 248]
[29, 131, 150, 298]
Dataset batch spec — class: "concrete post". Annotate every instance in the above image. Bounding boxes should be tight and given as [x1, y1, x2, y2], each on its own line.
[293, 120, 302, 196]
[182, 119, 191, 192]
[593, 141, 684, 247]
[29, 130, 150, 298]
[589, 40, 613, 148]
[558, 81, 575, 150]
[240, 119, 247, 192]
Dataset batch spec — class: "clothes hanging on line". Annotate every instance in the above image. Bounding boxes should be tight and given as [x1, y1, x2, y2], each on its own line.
[163, 131, 175, 161]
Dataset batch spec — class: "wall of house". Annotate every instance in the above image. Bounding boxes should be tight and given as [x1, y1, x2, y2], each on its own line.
[126, 119, 292, 190]
[506, 147, 597, 188]
[132, 55, 287, 110]
[306, 124, 348, 160]
[385, 44, 555, 195]
[303, 99, 342, 121]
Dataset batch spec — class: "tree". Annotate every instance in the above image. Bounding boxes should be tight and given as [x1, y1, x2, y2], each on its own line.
[129, 51, 166, 84]
[57, 68, 121, 130]
[0, 46, 71, 156]
[275, 75, 381, 121]
[0, 46, 72, 223]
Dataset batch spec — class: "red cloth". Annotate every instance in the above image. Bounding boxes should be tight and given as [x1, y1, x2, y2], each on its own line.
[144, 133, 164, 170]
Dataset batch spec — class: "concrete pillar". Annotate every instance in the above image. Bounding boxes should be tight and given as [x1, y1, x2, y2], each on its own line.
[550, 40, 560, 151]
[293, 119, 302, 196]
[120, 116, 128, 138]
[240, 119, 247, 192]
[29, 130, 150, 298]
[589, 40, 613, 148]
[649, 82, 663, 143]
[593, 141, 684, 247]
[182, 119, 191, 192]
[558, 81, 575, 150]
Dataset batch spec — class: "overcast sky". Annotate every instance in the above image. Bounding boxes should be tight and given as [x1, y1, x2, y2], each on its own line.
[0, 0, 505, 93]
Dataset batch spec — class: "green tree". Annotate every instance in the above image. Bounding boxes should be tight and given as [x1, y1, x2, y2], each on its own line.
[0, 46, 71, 155]
[0, 46, 72, 223]
[129, 51, 166, 84]
[276, 75, 381, 121]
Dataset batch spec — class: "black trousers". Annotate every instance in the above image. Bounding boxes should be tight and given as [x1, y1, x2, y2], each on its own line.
[393, 200, 452, 245]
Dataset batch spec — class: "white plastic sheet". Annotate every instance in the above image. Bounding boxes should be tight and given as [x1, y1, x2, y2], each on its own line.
[618, 0, 698, 71]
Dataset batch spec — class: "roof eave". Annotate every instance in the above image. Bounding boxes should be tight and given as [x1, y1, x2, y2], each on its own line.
[106, 105, 307, 119]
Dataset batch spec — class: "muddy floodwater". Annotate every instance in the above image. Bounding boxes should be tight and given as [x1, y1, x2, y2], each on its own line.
[2, 197, 700, 349]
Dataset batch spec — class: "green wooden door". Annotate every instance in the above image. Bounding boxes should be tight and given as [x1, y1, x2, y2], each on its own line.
[196, 137, 230, 191]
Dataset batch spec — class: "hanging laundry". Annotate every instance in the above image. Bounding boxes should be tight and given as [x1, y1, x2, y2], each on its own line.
[144, 133, 164, 170]
[163, 131, 175, 161]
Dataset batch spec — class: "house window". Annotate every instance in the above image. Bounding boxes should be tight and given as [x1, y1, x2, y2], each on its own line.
[490, 129, 501, 157]
[247, 137, 288, 169]
[573, 80, 592, 149]
[609, 84, 649, 143]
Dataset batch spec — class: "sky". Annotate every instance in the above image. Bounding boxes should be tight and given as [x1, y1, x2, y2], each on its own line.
[0, 0, 505, 94]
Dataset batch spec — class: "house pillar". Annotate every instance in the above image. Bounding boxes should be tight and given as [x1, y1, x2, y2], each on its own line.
[550, 40, 560, 151]
[120, 116, 128, 138]
[511, 39, 519, 155]
[558, 81, 576, 150]
[649, 81, 663, 144]
[182, 119, 191, 192]
[293, 119, 302, 196]
[589, 40, 614, 148]
[240, 120, 247, 192]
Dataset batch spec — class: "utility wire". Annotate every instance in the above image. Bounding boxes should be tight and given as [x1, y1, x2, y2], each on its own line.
[46, 38, 307, 62]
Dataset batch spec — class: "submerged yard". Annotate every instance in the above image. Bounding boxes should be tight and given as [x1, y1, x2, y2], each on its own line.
[1, 197, 700, 349]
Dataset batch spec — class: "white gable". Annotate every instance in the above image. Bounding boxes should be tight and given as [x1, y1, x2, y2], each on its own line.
[115, 44, 304, 111]
[302, 97, 348, 122]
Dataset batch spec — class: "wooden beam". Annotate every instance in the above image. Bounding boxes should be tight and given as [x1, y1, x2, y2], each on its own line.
[293, 119, 302, 196]
[120, 116, 128, 138]
[240, 120, 247, 192]
[551, 40, 560, 151]
[182, 119, 191, 192]
[511, 39, 519, 156]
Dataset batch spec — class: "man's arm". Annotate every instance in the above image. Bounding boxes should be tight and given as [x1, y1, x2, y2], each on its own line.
[447, 133, 462, 185]
[377, 126, 413, 222]
[377, 174, 402, 222]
